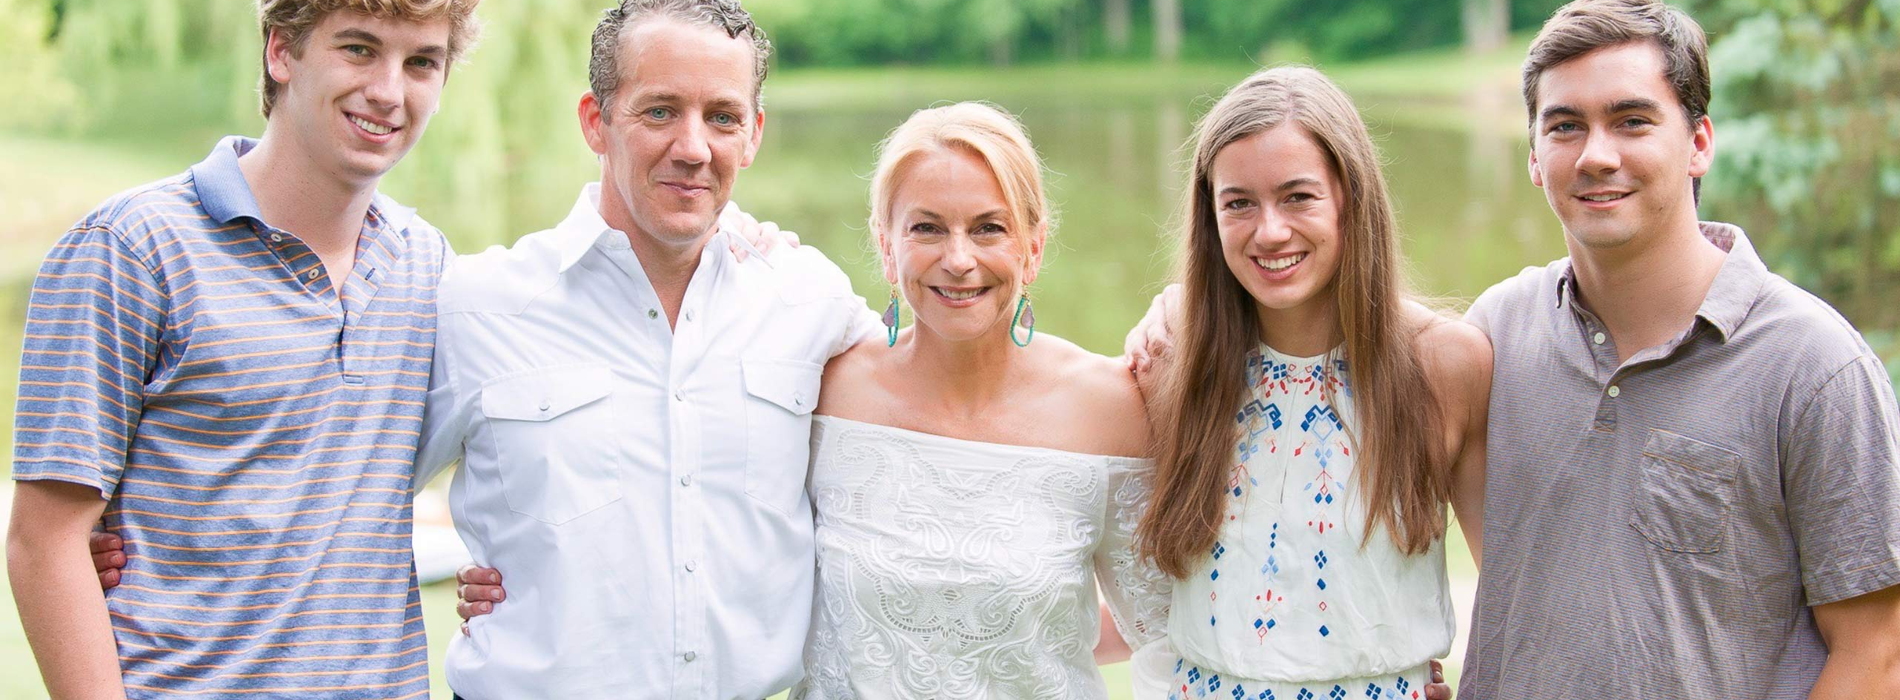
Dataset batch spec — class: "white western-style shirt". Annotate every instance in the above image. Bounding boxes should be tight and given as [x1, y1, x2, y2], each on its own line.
[418, 184, 877, 699]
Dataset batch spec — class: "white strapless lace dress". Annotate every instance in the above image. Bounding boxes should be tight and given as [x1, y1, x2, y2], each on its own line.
[792, 416, 1175, 700]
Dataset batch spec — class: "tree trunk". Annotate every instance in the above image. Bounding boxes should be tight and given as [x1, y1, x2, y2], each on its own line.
[1462, 0, 1508, 53]
[1152, 0, 1181, 63]
[1104, 0, 1130, 55]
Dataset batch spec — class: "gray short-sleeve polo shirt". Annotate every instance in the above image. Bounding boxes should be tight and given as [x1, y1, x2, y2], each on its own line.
[1458, 222, 1900, 699]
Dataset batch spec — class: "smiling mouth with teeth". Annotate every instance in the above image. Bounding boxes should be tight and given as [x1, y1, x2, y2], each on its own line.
[932, 287, 988, 301]
[350, 115, 396, 136]
[1580, 193, 1628, 202]
[1254, 253, 1306, 271]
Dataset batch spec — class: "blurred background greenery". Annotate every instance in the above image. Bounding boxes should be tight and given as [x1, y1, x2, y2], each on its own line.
[0, 0, 1894, 697]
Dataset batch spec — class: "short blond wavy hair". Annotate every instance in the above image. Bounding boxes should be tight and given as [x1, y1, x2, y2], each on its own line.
[257, 0, 483, 118]
[868, 102, 1055, 254]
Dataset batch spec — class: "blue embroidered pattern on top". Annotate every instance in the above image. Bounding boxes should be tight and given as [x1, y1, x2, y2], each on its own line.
[1210, 347, 1351, 643]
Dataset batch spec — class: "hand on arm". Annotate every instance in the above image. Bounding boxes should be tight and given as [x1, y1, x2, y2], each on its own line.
[720, 202, 800, 262]
[9, 480, 127, 700]
[1122, 284, 1183, 375]
[455, 564, 507, 636]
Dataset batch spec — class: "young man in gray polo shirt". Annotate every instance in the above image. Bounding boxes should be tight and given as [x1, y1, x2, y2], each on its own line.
[1457, 0, 1900, 696]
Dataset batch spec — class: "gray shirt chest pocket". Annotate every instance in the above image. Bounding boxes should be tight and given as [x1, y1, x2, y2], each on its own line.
[1630, 429, 1741, 554]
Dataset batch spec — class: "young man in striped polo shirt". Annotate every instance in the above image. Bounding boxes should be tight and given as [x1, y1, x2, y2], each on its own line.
[7, 1, 479, 697]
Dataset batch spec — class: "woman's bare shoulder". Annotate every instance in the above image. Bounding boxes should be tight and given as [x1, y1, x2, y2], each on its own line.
[1028, 335, 1152, 459]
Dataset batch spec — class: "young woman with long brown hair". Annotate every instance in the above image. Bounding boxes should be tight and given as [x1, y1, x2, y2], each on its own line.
[1136, 66, 1490, 698]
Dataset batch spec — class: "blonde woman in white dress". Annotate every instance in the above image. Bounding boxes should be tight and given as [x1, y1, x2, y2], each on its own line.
[790, 102, 1173, 699]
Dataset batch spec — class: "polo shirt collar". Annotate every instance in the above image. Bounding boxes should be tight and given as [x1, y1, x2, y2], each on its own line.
[191, 136, 264, 226]
[553, 183, 751, 274]
[189, 135, 419, 236]
[1693, 221, 1767, 342]
[1551, 220, 1766, 343]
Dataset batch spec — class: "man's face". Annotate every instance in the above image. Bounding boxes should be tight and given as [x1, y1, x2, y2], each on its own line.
[1528, 41, 1713, 253]
[267, 11, 452, 185]
[581, 19, 763, 250]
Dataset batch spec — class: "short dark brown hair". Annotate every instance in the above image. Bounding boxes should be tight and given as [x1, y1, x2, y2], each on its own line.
[257, 0, 483, 119]
[1522, 0, 1710, 128]
[588, 0, 772, 117]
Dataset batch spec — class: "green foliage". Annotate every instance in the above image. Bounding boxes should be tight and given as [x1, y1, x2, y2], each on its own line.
[1693, 0, 1900, 333]
[0, 0, 78, 130]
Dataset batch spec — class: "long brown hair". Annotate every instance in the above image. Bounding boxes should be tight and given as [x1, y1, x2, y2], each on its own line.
[1138, 66, 1450, 579]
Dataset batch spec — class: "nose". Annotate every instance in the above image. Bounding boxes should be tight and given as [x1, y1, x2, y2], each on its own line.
[1576, 129, 1621, 176]
[667, 116, 712, 166]
[940, 233, 979, 277]
[1252, 208, 1295, 249]
[363, 60, 403, 110]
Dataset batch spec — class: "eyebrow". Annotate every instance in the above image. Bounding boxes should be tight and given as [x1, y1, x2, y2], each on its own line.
[910, 208, 1008, 223]
[1610, 98, 1662, 114]
[1275, 177, 1322, 193]
[333, 28, 446, 57]
[1538, 104, 1584, 123]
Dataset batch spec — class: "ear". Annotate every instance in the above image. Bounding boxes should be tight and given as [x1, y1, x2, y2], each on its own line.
[1022, 223, 1047, 286]
[739, 109, 766, 169]
[877, 225, 898, 287]
[579, 92, 608, 156]
[1687, 114, 1714, 178]
[1527, 142, 1545, 189]
[265, 27, 296, 88]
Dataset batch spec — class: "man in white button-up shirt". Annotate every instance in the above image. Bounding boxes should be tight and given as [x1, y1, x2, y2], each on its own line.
[414, 2, 878, 697]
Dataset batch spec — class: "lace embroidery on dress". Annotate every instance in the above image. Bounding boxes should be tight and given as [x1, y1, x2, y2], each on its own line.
[793, 417, 1172, 700]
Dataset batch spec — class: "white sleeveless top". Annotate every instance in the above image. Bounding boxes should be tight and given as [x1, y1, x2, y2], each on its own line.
[1170, 346, 1453, 682]
[793, 416, 1175, 699]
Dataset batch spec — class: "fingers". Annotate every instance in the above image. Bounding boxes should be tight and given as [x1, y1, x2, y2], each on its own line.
[460, 622, 470, 637]
[455, 598, 495, 621]
[98, 568, 120, 590]
[783, 231, 800, 248]
[92, 547, 125, 573]
[456, 564, 501, 586]
[730, 242, 749, 263]
[1424, 659, 1451, 700]
[90, 531, 122, 553]
[755, 222, 781, 256]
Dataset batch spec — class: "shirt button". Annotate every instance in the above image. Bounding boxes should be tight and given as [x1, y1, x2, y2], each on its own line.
[684, 309, 695, 322]
[308, 269, 321, 280]
[680, 474, 693, 487]
[269, 233, 284, 243]
[1607, 385, 1621, 398]
[684, 560, 698, 572]
[793, 394, 805, 408]
[647, 309, 659, 320]
[683, 651, 697, 663]
[673, 390, 685, 402]
[537, 399, 551, 412]
[1592, 332, 1606, 345]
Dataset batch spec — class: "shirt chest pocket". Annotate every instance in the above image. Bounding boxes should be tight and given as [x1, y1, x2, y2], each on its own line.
[480, 365, 626, 525]
[742, 358, 822, 516]
[1630, 429, 1740, 554]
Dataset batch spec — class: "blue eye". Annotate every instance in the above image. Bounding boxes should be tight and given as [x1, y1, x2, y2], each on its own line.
[646, 108, 671, 120]
[711, 113, 735, 126]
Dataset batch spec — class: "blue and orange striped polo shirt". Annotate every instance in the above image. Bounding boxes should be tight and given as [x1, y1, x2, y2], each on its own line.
[12, 136, 444, 698]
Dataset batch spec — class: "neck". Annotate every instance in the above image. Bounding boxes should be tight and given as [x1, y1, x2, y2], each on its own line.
[1257, 293, 1341, 358]
[614, 215, 712, 328]
[238, 125, 378, 249]
[897, 322, 1024, 415]
[1568, 216, 1725, 360]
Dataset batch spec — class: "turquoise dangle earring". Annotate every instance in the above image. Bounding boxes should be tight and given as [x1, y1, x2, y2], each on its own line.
[882, 287, 902, 347]
[1010, 291, 1036, 347]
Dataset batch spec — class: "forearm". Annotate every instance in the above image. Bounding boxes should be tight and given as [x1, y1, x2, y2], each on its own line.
[1094, 600, 1133, 665]
[8, 488, 126, 700]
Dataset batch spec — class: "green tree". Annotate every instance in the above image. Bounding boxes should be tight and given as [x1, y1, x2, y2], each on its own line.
[1692, 0, 1900, 336]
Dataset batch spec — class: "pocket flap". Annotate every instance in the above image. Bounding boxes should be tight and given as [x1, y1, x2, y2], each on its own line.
[481, 364, 613, 422]
[1642, 429, 1741, 481]
[743, 358, 822, 415]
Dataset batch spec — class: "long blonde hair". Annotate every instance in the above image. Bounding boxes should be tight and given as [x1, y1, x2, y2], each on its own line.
[1138, 66, 1449, 579]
